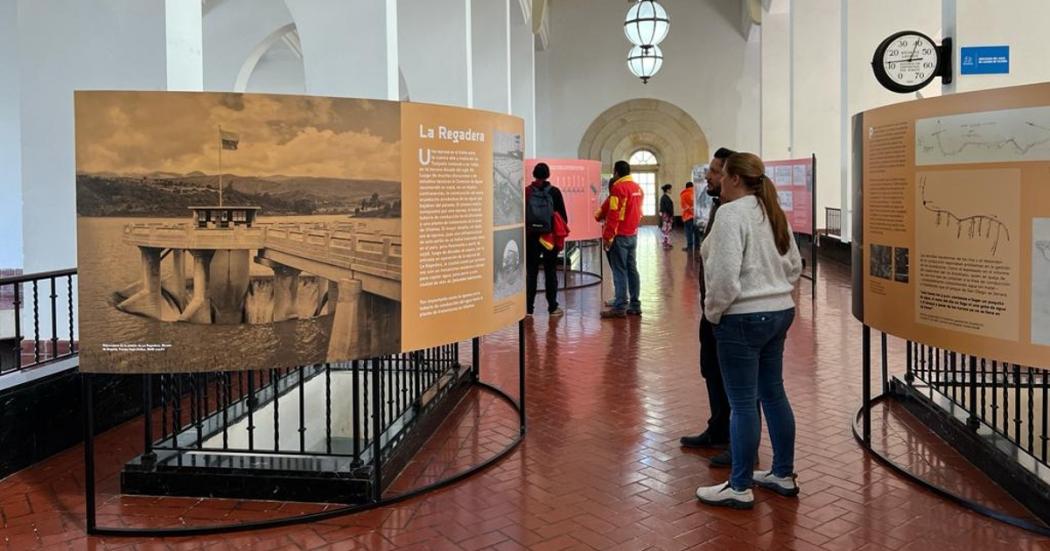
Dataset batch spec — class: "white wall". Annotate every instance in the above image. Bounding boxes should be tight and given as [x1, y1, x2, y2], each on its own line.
[398, 0, 471, 107]
[245, 42, 306, 95]
[0, 0, 22, 269]
[203, 0, 294, 92]
[789, 0, 841, 231]
[472, 0, 512, 114]
[536, 0, 760, 161]
[760, 8, 789, 160]
[511, 14, 536, 157]
[18, 0, 173, 272]
[951, 0, 1050, 93]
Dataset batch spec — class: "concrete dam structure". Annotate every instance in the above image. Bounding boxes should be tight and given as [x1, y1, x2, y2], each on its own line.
[116, 206, 401, 359]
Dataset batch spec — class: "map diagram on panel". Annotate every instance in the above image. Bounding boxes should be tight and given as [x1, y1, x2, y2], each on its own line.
[916, 105, 1050, 166]
[919, 176, 1011, 255]
[1033, 219, 1050, 346]
[914, 169, 1021, 341]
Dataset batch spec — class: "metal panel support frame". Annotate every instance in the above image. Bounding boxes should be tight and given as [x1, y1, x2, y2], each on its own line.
[82, 324, 528, 537]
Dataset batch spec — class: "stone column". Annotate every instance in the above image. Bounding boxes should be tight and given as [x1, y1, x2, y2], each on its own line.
[118, 246, 164, 320]
[326, 278, 363, 361]
[180, 250, 214, 324]
[170, 249, 188, 309]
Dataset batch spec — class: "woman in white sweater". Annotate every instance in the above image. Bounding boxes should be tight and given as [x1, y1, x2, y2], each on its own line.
[695, 152, 802, 510]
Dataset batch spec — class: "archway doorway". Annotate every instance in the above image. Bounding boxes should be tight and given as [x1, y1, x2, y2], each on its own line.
[578, 99, 709, 225]
[628, 149, 660, 225]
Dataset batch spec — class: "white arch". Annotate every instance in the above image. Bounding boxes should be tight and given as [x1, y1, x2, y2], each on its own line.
[233, 23, 299, 93]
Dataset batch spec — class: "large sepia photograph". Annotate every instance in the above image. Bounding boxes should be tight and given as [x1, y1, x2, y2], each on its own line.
[75, 91, 402, 373]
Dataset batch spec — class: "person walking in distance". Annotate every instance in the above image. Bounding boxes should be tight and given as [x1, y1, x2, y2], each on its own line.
[601, 160, 644, 319]
[680, 182, 696, 251]
[695, 152, 803, 510]
[681, 148, 735, 466]
[659, 184, 675, 250]
[525, 162, 568, 318]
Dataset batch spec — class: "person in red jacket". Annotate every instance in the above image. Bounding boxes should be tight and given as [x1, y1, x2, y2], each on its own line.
[601, 160, 644, 319]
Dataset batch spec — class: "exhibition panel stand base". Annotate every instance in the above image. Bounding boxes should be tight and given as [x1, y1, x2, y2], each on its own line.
[82, 327, 528, 537]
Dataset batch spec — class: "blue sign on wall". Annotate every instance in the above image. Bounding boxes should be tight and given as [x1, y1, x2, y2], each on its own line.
[961, 46, 1010, 75]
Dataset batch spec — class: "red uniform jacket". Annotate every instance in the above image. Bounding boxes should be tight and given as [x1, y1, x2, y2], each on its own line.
[602, 175, 643, 244]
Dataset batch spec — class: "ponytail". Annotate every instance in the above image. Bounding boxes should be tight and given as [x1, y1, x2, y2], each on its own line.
[756, 175, 792, 255]
[723, 152, 793, 256]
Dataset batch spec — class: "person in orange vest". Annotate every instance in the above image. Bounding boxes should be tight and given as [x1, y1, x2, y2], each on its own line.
[600, 160, 644, 319]
[680, 182, 696, 251]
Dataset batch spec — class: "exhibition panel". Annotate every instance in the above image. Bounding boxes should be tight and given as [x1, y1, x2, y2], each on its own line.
[853, 82, 1050, 369]
[74, 91, 525, 374]
[523, 158, 604, 240]
[764, 157, 815, 237]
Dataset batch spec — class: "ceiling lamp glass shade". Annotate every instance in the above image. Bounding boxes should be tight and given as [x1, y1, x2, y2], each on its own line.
[627, 44, 663, 83]
[624, 0, 669, 49]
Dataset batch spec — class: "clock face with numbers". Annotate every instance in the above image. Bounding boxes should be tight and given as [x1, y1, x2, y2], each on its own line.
[872, 31, 942, 93]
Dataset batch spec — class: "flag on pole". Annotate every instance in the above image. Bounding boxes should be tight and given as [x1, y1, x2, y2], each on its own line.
[220, 130, 239, 151]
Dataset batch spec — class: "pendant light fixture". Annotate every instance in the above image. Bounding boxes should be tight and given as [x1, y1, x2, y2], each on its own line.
[627, 44, 663, 84]
[624, 0, 669, 51]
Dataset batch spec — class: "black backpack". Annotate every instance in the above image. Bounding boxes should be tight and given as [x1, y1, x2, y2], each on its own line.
[526, 185, 554, 234]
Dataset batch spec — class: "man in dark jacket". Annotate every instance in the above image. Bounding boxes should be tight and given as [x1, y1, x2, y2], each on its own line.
[525, 162, 567, 318]
[681, 147, 735, 465]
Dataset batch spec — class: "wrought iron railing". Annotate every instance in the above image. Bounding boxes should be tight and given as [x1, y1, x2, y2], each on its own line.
[902, 340, 1050, 468]
[825, 207, 842, 238]
[141, 344, 462, 472]
[0, 268, 78, 374]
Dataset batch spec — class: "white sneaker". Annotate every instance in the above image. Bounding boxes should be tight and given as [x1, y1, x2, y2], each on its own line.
[695, 482, 754, 509]
[752, 470, 799, 497]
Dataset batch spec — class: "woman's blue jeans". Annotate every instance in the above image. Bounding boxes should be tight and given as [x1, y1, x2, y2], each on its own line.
[713, 308, 796, 490]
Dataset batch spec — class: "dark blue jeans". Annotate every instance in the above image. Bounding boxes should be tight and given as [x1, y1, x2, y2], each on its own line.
[684, 219, 695, 249]
[714, 308, 796, 490]
[607, 235, 640, 311]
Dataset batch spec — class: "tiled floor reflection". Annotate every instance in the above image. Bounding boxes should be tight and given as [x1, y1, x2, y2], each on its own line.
[2, 227, 1049, 550]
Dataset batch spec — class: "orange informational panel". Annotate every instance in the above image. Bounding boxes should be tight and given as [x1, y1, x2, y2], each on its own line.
[524, 159, 604, 240]
[854, 82, 1050, 369]
[764, 157, 815, 236]
[74, 91, 524, 373]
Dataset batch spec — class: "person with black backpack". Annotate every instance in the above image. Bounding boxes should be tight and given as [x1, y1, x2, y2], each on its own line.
[525, 163, 567, 318]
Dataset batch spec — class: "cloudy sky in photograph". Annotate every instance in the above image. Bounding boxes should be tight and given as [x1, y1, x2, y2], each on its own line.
[75, 91, 401, 181]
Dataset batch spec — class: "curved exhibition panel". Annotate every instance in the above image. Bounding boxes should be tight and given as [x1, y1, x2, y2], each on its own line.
[72, 90, 529, 536]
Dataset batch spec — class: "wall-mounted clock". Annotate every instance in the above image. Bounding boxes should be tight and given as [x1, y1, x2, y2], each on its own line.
[871, 31, 952, 93]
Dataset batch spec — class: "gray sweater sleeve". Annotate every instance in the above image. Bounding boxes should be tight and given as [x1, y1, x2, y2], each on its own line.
[701, 208, 745, 324]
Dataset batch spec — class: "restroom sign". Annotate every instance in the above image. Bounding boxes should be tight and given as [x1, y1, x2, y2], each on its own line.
[961, 46, 1010, 75]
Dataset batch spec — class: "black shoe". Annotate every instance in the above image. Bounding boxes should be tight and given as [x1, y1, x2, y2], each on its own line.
[626, 309, 642, 316]
[680, 432, 728, 449]
[709, 449, 759, 469]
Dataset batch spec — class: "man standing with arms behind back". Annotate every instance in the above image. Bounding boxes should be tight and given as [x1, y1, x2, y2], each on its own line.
[680, 182, 696, 251]
[601, 160, 644, 319]
[681, 148, 737, 467]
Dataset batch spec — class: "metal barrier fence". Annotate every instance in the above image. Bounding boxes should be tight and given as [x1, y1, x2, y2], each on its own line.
[141, 345, 461, 470]
[903, 340, 1049, 467]
[0, 268, 78, 374]
[825, 207, 842, 238]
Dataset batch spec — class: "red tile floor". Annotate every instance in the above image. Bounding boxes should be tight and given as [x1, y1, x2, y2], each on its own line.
[3, 227, 1049, 550]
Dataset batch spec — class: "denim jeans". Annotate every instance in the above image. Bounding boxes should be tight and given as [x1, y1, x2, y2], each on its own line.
[714, 308, 796, 490]
[683, 218, 695, 249]
[607, 235, 640, 311]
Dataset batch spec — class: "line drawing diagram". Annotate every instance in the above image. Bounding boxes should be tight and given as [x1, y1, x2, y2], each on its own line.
[920, 176, 1011, 255]
[916, 106, 1050, 165]
[921, 121, 1050, 158]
